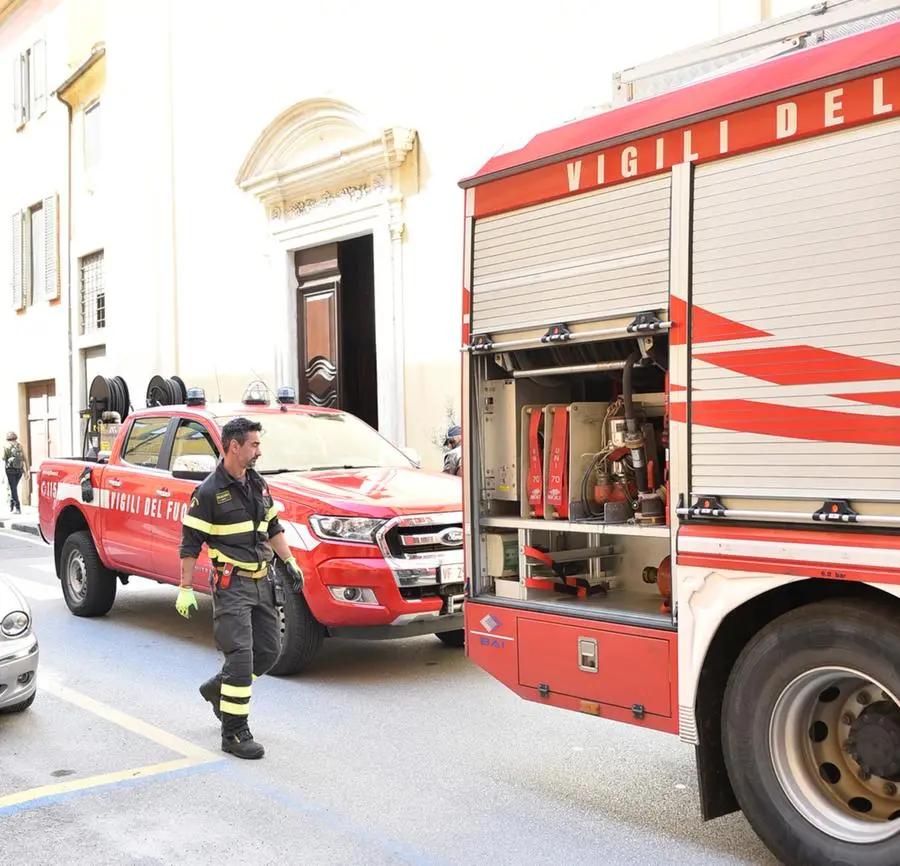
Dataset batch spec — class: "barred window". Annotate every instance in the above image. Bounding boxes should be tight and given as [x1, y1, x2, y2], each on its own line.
[80, 250, 105, 334]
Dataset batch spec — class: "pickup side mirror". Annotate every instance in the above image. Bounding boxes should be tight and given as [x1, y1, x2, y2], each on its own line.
[400, 447, 421, 469]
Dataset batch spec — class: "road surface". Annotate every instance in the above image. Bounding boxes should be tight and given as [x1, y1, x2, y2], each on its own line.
[0, 529, 777, 865]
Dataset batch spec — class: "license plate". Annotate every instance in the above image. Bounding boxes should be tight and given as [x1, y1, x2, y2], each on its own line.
[440, 564, 463, 584]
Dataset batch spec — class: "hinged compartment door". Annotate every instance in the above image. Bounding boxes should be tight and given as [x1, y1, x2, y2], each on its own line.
[517, 618, 672, 717]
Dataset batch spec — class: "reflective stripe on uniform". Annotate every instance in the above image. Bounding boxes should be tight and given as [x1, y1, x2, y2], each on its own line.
[183, 516, 268, 537]
[265, 505, 278, 521]
[221, 683, 252, 698]
[209, 520, 256, 536]
[220, 699, 250, 716]
[183, 514, 213, 533]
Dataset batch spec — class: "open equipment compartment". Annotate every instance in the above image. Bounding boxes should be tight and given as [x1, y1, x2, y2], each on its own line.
[468, 314, 673, 630]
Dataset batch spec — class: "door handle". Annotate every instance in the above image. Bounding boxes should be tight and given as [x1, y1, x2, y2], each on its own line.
[156, 488, 171, 498]
[108, 479, 122, 488]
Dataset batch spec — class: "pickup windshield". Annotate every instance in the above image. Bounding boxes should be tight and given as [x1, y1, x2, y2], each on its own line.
[215, 412, 413, 473]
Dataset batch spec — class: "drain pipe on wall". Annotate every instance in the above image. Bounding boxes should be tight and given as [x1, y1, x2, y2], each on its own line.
[54, 44, 106, 456]
[57, 92, 75, 454]
[165, 0, 180, 373]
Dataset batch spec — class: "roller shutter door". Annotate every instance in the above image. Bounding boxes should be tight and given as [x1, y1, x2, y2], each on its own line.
[471, 174, 671, 334]
[689, 118, 900, 502]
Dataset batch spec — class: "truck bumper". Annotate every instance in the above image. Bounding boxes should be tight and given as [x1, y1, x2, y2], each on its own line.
[302, 556, 465, 633]
[327, 612, 464, 640]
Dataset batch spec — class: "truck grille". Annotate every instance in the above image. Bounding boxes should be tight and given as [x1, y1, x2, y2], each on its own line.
[382, 514, 463, 560]
[375, 511, 464, 589]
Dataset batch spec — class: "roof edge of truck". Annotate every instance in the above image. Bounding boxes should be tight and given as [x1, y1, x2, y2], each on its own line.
[458, 18, 900, 189]
[124, 402, 344, 420]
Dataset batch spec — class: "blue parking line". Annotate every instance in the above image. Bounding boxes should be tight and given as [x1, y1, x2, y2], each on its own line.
[0, 760, 225, 817]
[2, 755, 452, 866]
[222, 765, 454, 866]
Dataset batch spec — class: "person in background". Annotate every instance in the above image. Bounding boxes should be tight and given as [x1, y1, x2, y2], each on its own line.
[443, 424, 462, 476]
[3, 432, 26, 514]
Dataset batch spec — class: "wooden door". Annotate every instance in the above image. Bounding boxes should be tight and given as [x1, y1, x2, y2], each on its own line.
[296, 244, 341, 410]
[25, 379, 57, 505]
[298, 279, 340, 408]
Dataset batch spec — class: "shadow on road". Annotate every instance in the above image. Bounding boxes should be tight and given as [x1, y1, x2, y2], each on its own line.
[46, 587, 472, 687]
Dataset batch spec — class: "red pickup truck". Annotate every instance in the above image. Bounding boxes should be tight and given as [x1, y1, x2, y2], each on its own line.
[36, 391, 464, 674]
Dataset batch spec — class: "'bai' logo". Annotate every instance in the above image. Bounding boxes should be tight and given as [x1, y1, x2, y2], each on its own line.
[480, 613, 500, 633]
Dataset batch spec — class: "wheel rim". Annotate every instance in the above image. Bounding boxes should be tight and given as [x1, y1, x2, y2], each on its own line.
[66, 550, 88, 602]
[770, 666, 900, 844]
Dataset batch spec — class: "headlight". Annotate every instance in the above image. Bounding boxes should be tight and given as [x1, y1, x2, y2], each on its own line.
[308, 515, 386, 544]
[1, 610, 30, 637]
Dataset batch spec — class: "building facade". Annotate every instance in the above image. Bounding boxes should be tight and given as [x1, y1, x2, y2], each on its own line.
[1, 0, 809, 503]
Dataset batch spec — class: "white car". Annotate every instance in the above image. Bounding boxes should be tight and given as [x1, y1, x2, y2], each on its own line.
[0, 575, 38, 713]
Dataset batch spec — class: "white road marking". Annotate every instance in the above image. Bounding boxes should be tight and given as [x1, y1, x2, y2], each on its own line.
[39, 670, 220, 760]
[0, 671, 222, 811]
[1, 569, 173, 601]
[2, 559, 56, 575]
[0, 528, 47, 546]
[0, 574, 60, 601]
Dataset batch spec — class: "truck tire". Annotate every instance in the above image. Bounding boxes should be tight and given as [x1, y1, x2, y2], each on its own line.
[436, 629, 465, 648]
[722, 598, 900, 866]
[60, 531, 117, 618]
[268, 590, 325, 677]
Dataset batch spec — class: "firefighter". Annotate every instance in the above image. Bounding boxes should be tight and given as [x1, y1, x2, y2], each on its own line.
[442, 424, 462, 476]
[175, 417, 304, 759]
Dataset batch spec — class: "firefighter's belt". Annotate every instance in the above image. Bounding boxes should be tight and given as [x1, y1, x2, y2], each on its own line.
[217, 564, 268, 580]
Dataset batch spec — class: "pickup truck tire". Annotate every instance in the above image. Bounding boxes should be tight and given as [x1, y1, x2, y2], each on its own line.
[436, 629, 465, 648]
[60, 531, 117, 618]
[722, 599, 900, 866]
[268, 590, 325, 677]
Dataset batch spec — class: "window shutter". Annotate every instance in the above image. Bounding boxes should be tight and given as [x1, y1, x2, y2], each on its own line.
[31, 40, 46, 117]
[12, 56, 23, 128]
[11, 211, 23, 310]
[43, 195, 59, 300]
[22, 208, 32, 307]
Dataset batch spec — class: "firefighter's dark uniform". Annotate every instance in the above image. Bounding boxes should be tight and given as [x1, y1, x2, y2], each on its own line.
[179, 460, 283, 748]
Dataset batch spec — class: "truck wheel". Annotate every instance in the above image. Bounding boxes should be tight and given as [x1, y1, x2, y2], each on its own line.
[722, 598, 900, 866]
[268, 590, 325, 677]
[60, 531, 117, 618]
[436, 629, 465, 648]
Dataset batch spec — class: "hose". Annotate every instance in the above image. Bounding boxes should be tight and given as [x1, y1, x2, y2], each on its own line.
[623, 350, 639, 425]
[622, 351, 650, 494]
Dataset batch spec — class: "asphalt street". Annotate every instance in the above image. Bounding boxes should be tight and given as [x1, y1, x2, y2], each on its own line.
[0, 529, 778, 866]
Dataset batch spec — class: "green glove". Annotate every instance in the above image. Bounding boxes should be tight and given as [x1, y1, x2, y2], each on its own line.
[175, 586, 198, 619]
[283, 556, 304, 592]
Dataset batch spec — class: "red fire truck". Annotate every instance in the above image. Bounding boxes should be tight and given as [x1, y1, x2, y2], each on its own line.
[459, 10, 900, 866]
[37, 378, 464, 675]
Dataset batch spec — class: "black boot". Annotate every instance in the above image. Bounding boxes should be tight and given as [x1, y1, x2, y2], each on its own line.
[198, 674, 222, 721]
[221, 726, 265, 759]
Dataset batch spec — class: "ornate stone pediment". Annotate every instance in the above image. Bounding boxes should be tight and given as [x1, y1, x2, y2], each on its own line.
[236, 97, 416, 212]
